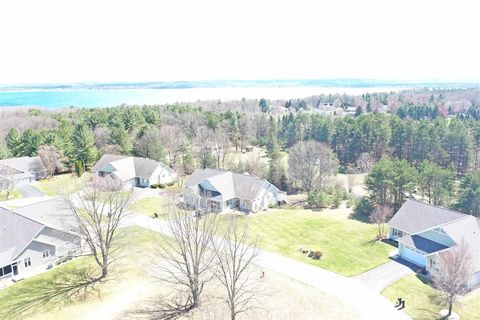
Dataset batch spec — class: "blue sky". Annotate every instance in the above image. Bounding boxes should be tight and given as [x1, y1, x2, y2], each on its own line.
[0, 0, 478, 84]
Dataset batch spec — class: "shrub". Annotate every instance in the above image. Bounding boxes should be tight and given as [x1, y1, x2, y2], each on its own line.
[166, 181, 175, 187]
[158, 183, 166, 189]
[354, 197, 373, 216]
[150, 184, 159, 189]
[338, 165, 348, 174]
[306, 190, 330, 210]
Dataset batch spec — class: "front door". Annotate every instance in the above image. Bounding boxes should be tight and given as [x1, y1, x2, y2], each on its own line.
[12, 262, 18, 276]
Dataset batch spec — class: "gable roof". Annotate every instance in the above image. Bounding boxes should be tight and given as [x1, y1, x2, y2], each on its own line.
[0, 156, 46, 174]
[398, 234, 449, 254]
[0, 207, 45, 266]
[91, 154, 174, 180]
[388, 199, 466, 234]
[13, 197, 77, 232]
[185, 168, 277, 202]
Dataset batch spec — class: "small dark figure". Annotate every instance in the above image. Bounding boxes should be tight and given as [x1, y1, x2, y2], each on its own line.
[398, 300, 406, 310]
[153, 212, 158, 218]
[394, 297, 402, 307]
[260, 271, 265, 278]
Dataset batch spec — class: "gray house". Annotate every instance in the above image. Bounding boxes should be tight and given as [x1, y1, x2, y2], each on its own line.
[0, 207, 82, 287]
[91, 154, 177, 188]
[389, 199, 480, 289]
[183, 168, 286, 213]
[0, 156, 47, 185]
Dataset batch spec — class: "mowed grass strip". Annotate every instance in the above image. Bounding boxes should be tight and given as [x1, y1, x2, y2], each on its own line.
[235, 208, 391, 276]
[36, 173, 93, 196]
[382, 275, 480, 320]
[132, 197, 172, 220]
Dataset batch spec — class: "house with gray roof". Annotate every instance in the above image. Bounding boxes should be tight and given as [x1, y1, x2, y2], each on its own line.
[0, 156, 47, 186]
[0, 207, 82, 287]
[389, 199, 480, 288]
[91, 154, 177, 188]
[183, 168, 286, 213]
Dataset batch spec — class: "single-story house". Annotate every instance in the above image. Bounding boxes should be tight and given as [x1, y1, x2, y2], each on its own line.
[0, 207, 82, 286]
[91, 154, 177, 188]
[0, 156, 47, 185]
[389, 199, 480, 289]
[183, 168, 286, 213]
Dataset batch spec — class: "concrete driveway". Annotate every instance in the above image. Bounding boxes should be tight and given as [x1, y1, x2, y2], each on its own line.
[353, 258, 415, 292]
[121, 214, 411, 320]
[16, 184, 45, 198]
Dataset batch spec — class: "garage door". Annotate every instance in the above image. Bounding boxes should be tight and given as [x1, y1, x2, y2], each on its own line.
[400, 245, 426, 267]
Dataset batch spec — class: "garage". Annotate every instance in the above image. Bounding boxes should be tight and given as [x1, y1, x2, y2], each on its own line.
[400, 244, 426, 267]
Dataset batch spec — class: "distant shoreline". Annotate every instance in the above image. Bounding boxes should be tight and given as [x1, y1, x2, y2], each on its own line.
[0, 82, 478, 109]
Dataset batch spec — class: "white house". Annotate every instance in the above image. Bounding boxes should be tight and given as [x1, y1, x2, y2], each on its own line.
[0, 207, 82, 287]
[389, 199, 480, 289]
[91, 154, 177, 188]
[183, 168, 286, 213]
[0, 156, 47, 185]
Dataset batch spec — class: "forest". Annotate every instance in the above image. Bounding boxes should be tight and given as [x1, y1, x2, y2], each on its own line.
[1, 87, 480, 215]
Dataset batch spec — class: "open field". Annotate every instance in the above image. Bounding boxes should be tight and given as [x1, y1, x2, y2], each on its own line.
[227, 206, 392, 276]
[0, 225, 358, 320]
[382, 275, 480, 320]
[34, 173, 93, 196]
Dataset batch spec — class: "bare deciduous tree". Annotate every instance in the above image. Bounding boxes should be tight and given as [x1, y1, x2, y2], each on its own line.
[213, 218, 259, 320]
[0, 165, 17, 200]
[38, 144, 65, 177]
[212, 127, 230, 169]
[160, 125, 187, 167]
[61, 176, 133, 279]
[134, 128, 165, 161]
[356, 152, 375, 173]
[432, 243, 474, 317]
[288, 141, 338, 193]
[156, 209, 220, 310]
[369, 204, 394, 239]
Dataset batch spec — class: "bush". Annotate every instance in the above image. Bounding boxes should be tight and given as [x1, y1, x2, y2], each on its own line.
[150, 184, 159, 189]
[306, 190, 331, 210]
[166, 181, 175, 187]
[338, 165, 348, 174]
[354, 197, 373, 216]
[158, 183, 166, 189]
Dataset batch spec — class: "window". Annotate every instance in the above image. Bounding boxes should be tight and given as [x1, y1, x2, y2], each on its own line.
[42, 250, 49, 259]
[392, 228, 403, 238]
[430, 259, 438, 271]
[24, 257, 32, 268]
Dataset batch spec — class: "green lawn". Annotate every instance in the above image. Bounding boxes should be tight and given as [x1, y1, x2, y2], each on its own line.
[35, 173, 92, 196]
[0, 188, 23, 201]
[132, 197, 171, 219]
[382, 275, 480, 320]
[235, 208, 392, 276]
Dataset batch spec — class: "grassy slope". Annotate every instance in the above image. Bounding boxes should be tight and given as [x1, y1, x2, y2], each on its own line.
[382, 275, 480, 320]
[35, 173, 92, 196]
[235, 208, 392, 276]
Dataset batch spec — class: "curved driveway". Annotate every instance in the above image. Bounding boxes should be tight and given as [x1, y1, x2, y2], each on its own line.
[122, 214, 411, 320]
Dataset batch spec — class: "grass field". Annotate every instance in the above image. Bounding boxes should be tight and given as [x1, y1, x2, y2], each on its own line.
[35, 173, 92, 196]
[233, 207, 392, 276]
[382, 275, 480, 320]
[132, 197, 171, 219]
[0, 188, 23, 201]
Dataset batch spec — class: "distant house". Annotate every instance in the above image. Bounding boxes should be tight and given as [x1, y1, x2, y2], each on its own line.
[389, 199, 480, 289]
[0, 156, 47, 185]
[183, 168, 286, 213]
[0, 207, 82, 287]
[91, 154, 177, 188]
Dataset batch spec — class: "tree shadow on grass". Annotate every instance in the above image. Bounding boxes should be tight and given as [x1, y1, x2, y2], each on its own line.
[123, 293, 196, 320]
[0, 263, 106, 319]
